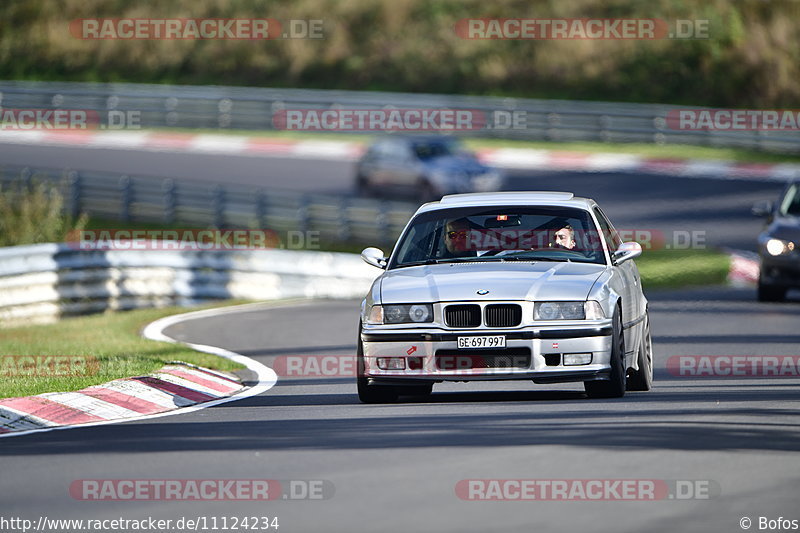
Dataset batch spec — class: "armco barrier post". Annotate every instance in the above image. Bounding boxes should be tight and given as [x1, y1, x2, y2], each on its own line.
[119, 175, 131, 223]
[162, 178, 176, 225]
[297, 195, 310, 234]
[67, 171, 81, 219]
[255, 189, 268, 228]
[339, 197, 351, 242]
[378, 201, 391, 245]
[19, 167, 32, 190]
[213, 185, 226, 228]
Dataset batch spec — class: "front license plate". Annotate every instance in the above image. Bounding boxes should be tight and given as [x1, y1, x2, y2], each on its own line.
[457, 336, 506, 349]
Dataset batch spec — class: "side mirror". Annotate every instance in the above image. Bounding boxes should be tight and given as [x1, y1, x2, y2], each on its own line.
[751, 200, 774, 218]
[612, 241, 642, 265]
[361, 247, 388, 269]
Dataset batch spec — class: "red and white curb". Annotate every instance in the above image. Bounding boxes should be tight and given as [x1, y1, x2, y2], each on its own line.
[726, 250, 760, 287]
[0, 130, 363, 161]
[0, 363, 243, 434]
[479, 149, 800, 182]
[1, 129, 798, 181]
[0, 303, 278, 439]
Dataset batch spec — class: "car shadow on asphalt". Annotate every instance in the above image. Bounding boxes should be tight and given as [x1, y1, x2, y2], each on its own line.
[2, 372, 799, 456]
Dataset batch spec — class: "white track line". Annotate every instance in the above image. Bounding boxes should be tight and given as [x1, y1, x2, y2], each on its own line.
[0, 302, 282, 439]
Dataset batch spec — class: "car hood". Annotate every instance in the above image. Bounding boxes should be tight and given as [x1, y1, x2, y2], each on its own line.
[379, 261, 607, 303]
[766, 217, 800, 241]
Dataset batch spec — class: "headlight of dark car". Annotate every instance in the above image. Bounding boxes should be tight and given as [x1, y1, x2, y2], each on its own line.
[765, 238, 796, 256]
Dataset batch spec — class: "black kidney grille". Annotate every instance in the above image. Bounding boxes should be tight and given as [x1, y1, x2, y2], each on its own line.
[444, 304, 481, 328]
[484, 304, 522, 327]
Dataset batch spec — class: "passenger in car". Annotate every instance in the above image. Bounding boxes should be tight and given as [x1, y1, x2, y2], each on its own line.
[553, 224, 577, 250]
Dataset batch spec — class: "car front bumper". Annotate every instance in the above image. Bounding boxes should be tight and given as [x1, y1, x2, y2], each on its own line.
[760, 254, 800, 287]
[360, 325, 613, 384]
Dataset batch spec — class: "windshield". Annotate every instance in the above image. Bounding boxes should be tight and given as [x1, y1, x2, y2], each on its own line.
[779, 184, 800, 217]
[411, 139, 465, 160]
[389, 205, 607, 268]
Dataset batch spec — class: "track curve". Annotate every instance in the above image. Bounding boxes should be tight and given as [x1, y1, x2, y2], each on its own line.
[1, 289, 799, 532]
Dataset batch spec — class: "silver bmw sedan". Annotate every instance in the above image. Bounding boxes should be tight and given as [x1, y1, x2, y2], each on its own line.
[357, 191, 652, 402]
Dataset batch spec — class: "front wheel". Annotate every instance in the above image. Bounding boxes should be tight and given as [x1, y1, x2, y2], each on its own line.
[357, 377, 399, 403]
[626, 313, 653, 391]
[585, 307, 626, 398]
[355, 173, 374, 198]
[757, 278, 785, 302]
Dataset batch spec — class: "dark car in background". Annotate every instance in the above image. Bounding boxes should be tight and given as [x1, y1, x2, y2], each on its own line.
[355, 135, 505, 202]
[753, 181, 800, 301]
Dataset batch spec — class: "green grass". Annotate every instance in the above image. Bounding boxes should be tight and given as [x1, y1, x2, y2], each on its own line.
[0, 303, 248, 399]
[636, 249, 731, 289]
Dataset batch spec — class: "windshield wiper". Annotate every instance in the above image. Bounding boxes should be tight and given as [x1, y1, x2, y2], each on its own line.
[395, 259, 444, 268]
[472, 255, 571, 263]
[530, 257, 572, 263]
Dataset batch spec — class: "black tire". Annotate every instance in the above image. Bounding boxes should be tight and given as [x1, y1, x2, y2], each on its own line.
[355, 173, 374, 198]
[356, 327, 398, 403]
[357, 378, 398, 403]
[757, 279, 785, 302]
[585, 306, 626, 399]
[626, 312, 653, 392]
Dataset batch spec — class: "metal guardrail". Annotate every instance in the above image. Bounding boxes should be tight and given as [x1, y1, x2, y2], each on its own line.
[1, 80, 799, 153]
[0, 165, 417, 247]
[0, 243, 379, 327]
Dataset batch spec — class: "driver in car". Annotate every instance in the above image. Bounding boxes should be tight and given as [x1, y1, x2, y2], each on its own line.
[443, 217, 478, 257]
[553, 224, 577, 250]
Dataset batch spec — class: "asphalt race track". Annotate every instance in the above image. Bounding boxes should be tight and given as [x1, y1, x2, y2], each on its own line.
[1, 142, 799, 533]
[1, 289, 799, 532]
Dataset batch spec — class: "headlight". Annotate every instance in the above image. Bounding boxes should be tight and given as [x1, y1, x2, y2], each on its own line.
[366, 305, 384, 325]
[584, 301, 606, 320]
[534, 301, 606, 320]
[535, 302, 584, 320]
[766, 238, 795, 256]
[371, 304, 434, 324]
